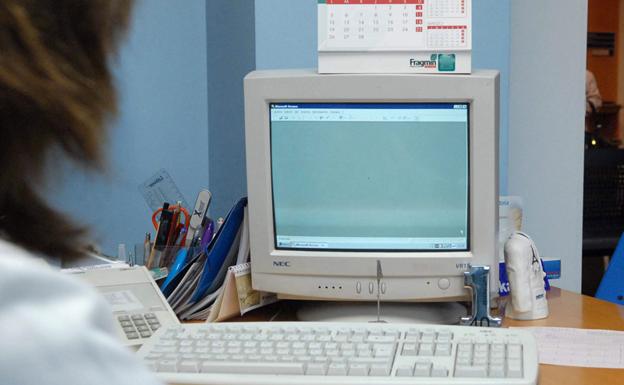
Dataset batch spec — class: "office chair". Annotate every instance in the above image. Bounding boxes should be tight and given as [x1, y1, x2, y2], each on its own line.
[595, 232, 624, 306]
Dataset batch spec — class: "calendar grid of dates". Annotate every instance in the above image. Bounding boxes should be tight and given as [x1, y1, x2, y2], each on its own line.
[322, 0, 470, 51]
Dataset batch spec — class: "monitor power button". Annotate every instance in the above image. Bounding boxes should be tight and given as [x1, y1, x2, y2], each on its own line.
[438, 278, 451, 290]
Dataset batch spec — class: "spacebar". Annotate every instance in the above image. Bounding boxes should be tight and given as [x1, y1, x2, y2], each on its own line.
[200, 362, 305, 375]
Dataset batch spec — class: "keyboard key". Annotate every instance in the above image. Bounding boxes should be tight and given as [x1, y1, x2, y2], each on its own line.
[435, 343, 452, 356]
[367, 336, 396, 343]
[373, 344, 395, 358]
[431, 365, 448, 377]
[402, 343, 418, 356]
[348, 363, 369, 376]
[508, 344, 522, 359]
[306, 363, 327, 375]
[156, 360, 177, 372]
[327, 363, 348, 376]
[126, 332, 139, 340]
[491, 343, 505, 353]
[395, 365, 413, 377]
[369, 363, 391, 376]
[414, 362, 431, 376]
[454, 365, 487, 377]
[384, 331, 400, 339]
[507, 358, 523, 378]
[489, 364, 505, 378]
[405, 331, 420, 341]
[177, 360, 199, 373]
[418, 343, 434, 355]
[421, 332, 435, 342]
[199, 362, 305, 375]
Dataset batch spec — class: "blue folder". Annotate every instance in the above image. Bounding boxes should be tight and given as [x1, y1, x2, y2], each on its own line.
[190, 197, 247, 303]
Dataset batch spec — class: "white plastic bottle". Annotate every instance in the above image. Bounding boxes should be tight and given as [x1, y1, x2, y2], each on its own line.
[504, 232, 549, 320]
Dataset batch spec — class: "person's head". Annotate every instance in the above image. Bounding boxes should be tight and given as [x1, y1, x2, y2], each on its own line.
[0, 0, 133, 261]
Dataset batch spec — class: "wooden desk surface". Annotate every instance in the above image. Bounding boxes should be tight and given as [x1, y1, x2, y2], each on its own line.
[233, 287, 624, 384]
[504, 287, 624, 385]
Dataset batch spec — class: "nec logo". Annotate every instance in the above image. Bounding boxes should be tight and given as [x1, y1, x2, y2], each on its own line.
[273, 261, 291, 267]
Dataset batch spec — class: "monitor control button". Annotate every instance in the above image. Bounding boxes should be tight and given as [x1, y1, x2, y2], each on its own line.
[356, 282, 362, 294]
[368, 282, 374, 294]
[438, 278, 451, 290]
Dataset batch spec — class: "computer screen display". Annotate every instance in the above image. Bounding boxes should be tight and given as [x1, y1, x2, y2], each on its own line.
[270, 103, 469, 252]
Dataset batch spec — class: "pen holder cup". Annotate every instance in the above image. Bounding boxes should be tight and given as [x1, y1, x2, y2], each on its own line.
[137, 244, 204, 271]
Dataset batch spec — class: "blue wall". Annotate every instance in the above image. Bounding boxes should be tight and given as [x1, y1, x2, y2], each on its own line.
[471, 1, 510, 193]
[48, 0, 209, 256]
[48, 0, 511, 256]
[207, 1, 256, 219]
[255, 0, 511, 193]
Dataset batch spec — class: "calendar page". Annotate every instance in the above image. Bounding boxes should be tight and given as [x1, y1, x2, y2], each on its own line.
[318, 0, 472, 74]
[319, 0, 471, 51]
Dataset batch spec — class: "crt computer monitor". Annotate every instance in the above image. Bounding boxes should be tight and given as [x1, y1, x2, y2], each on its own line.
[244, 69, 499, 306]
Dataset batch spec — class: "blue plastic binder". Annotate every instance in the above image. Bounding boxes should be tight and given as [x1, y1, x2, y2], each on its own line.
[190, 197, 247, 303]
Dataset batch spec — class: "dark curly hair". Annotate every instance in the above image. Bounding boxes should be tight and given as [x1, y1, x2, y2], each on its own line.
[0, 0, 133, 260]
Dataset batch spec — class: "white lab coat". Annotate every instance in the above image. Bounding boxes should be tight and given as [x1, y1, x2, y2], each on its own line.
[0, 239, 162, 385]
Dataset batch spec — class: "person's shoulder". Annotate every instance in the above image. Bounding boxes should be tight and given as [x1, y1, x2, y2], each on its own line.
[0, 237, 114, 334]
[0, 239, 102, 310]
[0, 239, 162, 385]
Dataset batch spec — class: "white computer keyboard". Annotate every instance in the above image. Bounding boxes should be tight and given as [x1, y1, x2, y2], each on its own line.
[137, 322, 538, 385]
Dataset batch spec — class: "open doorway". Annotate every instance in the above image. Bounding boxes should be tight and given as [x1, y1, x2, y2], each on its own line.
[586, 0, 622, 143]
[582, 0, 624, 296]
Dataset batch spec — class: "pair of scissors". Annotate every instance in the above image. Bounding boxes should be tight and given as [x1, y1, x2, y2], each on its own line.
[151, 203, 191, 246]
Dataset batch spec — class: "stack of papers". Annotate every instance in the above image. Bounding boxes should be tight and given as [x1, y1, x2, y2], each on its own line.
[517, 327, 624, 369]
[161, 198, 276, 321]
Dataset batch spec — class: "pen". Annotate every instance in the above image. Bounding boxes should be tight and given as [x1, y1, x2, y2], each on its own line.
[167, 202, 182, 247]
[147, 202, 173, 268]
[143, 233, 151, 266]
[200, 219, 215, 251]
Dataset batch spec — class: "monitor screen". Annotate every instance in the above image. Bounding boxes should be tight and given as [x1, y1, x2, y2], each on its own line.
[270, 102, 469, 252]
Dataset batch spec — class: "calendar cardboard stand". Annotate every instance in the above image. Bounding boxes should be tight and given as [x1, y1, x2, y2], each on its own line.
[318, 0, 472, 74]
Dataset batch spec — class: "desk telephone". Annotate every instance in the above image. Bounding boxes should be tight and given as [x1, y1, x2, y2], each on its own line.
[70, 266, 179, 348]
